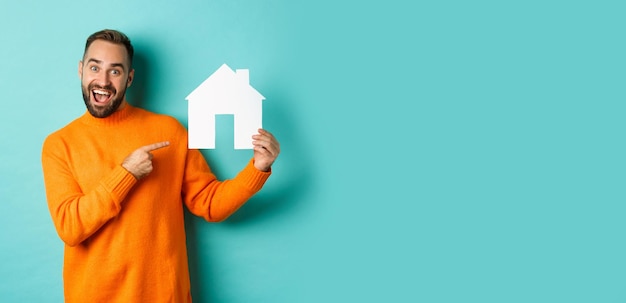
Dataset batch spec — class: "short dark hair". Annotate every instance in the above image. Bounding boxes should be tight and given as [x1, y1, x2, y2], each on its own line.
[84, 29, 134, 67]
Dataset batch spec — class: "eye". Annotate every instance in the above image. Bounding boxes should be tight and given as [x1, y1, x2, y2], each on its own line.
[90, 66, 98, 72]
[110, 70, 120, 75]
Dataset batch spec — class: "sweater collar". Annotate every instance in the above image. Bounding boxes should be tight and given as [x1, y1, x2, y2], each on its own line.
[79, 102, 135, 126]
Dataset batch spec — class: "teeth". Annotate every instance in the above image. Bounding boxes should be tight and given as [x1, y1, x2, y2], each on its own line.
[93, 90, 111, 95]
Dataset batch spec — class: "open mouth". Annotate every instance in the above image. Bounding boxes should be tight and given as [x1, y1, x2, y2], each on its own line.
[92, 89, 113, 105]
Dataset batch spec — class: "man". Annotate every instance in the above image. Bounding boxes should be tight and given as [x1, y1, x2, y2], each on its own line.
[41, 29, 280, 303]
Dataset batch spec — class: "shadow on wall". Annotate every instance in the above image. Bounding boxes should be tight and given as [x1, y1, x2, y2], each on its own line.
[126, 46, 154, 110]
[128, 42, 314, 301]
[224, 100, 312, 225]
[122, 41, 315, 302]
[185, 87, 316, 302]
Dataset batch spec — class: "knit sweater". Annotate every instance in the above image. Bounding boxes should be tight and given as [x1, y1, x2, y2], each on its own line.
[41, 104, 270, 303]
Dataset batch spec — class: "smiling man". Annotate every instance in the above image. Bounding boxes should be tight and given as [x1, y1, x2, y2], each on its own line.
[41, 29, 280, 303]
[80, 37, 132, 118]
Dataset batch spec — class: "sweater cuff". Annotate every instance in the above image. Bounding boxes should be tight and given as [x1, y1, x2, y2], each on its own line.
[235, 159, 271, 193]
[101, 165, 138, 206]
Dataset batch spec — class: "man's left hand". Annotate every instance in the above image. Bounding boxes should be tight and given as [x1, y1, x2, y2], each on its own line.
[252, 129, 280, 172]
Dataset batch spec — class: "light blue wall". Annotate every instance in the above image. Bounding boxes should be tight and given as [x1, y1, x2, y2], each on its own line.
[1, 0, 625, 302]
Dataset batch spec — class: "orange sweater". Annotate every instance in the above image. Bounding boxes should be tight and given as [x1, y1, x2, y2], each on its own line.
[41, 104, 270, 303]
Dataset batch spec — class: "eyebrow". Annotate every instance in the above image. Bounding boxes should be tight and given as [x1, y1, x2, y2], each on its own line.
[86, 58, 126, 71]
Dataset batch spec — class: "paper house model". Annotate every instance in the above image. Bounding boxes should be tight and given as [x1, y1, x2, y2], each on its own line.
[186, 64, 265, 149]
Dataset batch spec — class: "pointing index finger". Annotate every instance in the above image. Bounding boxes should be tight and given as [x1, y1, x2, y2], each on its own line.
[140, 141, 170, 152]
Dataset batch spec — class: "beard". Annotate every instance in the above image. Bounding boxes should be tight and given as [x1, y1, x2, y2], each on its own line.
[81, 82, 127, 118]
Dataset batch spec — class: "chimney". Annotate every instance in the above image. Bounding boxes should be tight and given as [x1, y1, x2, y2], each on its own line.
[235, 69, 249, 84]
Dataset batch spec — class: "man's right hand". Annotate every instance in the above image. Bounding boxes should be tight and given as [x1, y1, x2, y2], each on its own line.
[122, 141, 170, 180]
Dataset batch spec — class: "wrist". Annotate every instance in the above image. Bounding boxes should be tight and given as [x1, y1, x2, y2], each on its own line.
[252, 159, 270, 172]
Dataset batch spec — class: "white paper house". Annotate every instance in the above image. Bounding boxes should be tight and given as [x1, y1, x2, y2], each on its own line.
[186, 64, 265, 149]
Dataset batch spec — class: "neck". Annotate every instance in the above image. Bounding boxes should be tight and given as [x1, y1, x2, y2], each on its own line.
[117, 100, 128, 112]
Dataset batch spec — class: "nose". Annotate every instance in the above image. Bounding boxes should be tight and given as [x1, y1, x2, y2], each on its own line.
[95, 71, 111, 87]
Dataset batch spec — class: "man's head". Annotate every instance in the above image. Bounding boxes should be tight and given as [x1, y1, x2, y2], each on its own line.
[79, 29, 135, 118]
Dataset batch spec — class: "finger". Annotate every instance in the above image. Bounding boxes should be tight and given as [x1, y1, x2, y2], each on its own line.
[254, 146, 272, 157]
[140, 141, 170, 152]
[257, 128, 275, 140]
[252, 133, 278, 148]
[253, 141, 277, 156]
[255, 135, 279, 149]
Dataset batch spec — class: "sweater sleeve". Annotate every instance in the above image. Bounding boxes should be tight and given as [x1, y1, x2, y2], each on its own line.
[41, 135, 137, 246]
[182, 149, 271, 222]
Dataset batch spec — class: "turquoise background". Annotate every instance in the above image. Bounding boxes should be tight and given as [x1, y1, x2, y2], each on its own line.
[1, 0, 625, 302]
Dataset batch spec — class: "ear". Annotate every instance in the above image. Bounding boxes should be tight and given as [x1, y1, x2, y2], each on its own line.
[126, 68, 135, 88]
[78, 61, 83, 79]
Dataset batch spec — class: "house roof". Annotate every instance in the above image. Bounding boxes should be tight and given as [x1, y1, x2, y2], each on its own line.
[185, 63, 265, 101]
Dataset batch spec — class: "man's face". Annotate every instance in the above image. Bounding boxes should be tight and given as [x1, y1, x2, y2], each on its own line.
[79, 40, 134, 118]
